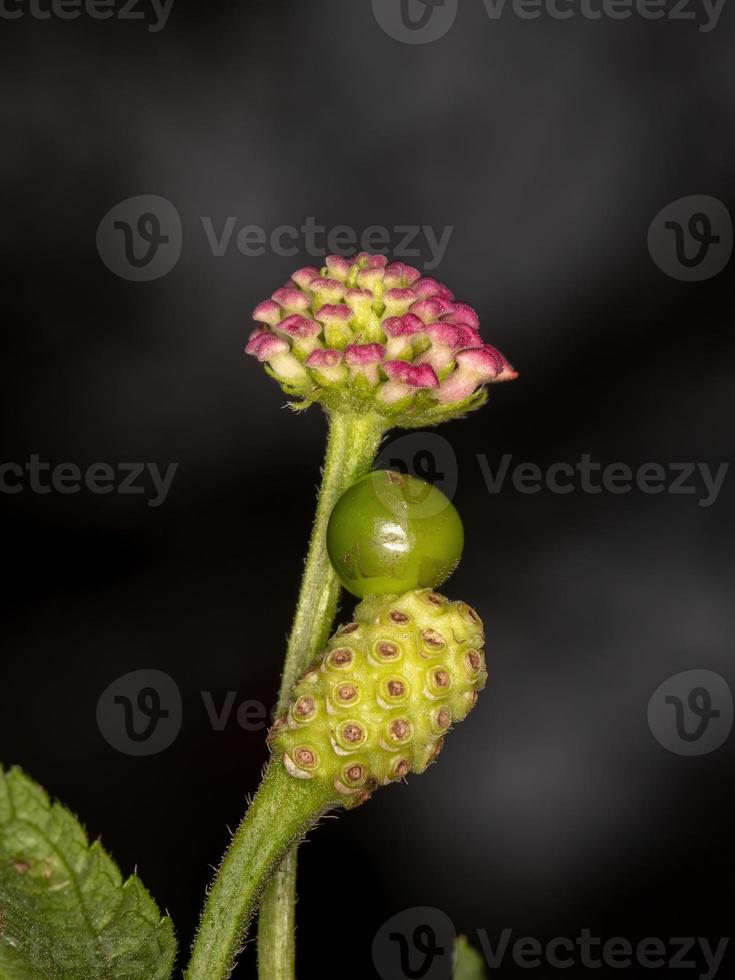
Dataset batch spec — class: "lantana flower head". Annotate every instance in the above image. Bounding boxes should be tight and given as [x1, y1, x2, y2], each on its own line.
[246, 252, 516, 426]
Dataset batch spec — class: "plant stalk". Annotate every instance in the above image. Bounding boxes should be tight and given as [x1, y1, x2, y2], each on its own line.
[184, 763, 334, 980]
[276, 410, 386, 713]
[186, 410, 385, 980]
[257, 409, 385, 980]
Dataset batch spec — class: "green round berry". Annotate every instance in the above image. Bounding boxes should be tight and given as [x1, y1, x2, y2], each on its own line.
[326, 470, 464, 599]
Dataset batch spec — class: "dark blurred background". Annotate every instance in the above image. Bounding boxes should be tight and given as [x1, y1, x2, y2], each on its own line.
[1, 1, 734, 977]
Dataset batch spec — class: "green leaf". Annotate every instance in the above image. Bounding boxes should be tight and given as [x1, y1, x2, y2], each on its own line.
[454, 935, 487, 979]
[0, 766, 175, 980]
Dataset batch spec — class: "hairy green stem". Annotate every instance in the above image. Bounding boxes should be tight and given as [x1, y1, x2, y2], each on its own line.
[257, 409, 385, 980]
[256, 848, 297, 980]
[276, 410, 386, 713]
[185, 764, 334, 980]
[186, 410, 384, 980]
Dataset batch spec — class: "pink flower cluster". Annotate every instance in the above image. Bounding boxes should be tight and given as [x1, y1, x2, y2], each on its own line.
[246, 253, 516, 416]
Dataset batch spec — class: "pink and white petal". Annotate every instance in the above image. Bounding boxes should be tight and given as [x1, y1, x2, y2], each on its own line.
[252, 299, 282, 326]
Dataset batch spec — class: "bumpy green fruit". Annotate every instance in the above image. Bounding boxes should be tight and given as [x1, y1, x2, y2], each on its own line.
[326, 470, 464, 598]
[268, 589, 487, 808]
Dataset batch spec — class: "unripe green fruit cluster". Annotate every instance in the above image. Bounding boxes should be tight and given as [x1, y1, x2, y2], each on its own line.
[268, 589, 487, 808]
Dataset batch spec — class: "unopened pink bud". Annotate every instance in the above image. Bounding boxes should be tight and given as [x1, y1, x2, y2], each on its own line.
[305, 348, 348, 385]
[382, 361, 416, 384]
[384, 262, 421, 288]
[247, 332, 287, 362]
[418, 323, 468, 372]
[275, 314, 322, 355]
[491, 348, 519, 382]
[344, 343, 385, 386]
[275, 314, 320, 339]
[253, 299, 282, 326]
[453, 324, 483, 348]
[381, 313, 421, 359]
[305, 348, 342, 369]
[313, 303, 353, 348]
[244, 327, 269, 356]
[435, 345, 513, 403]
[291, 266, 320, 288]
[421, 322, 483, 366]
[379, 360, 440, 404]
[309, 277, 345, 306]
[324, 255, 353, 282]
[380, 315, 411, 358]
[412, 278, 455, 302]
[383, 288, 417, 317]
[246, 331, 308, 386]
[272, 287, 310, 313]
[410, 297, 455, 323]
[443, 302, 480, 329]
[345, 288, 375, 325]
[425, 322, 464, 348]
[344, 343, 385, 363]
[356, 267, 385, 293]
[383, 313, 423, 337]
[314, 303, 351, 324]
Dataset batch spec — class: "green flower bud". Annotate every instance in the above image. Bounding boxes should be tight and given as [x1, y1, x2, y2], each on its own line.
[268, 589, 487, 808]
